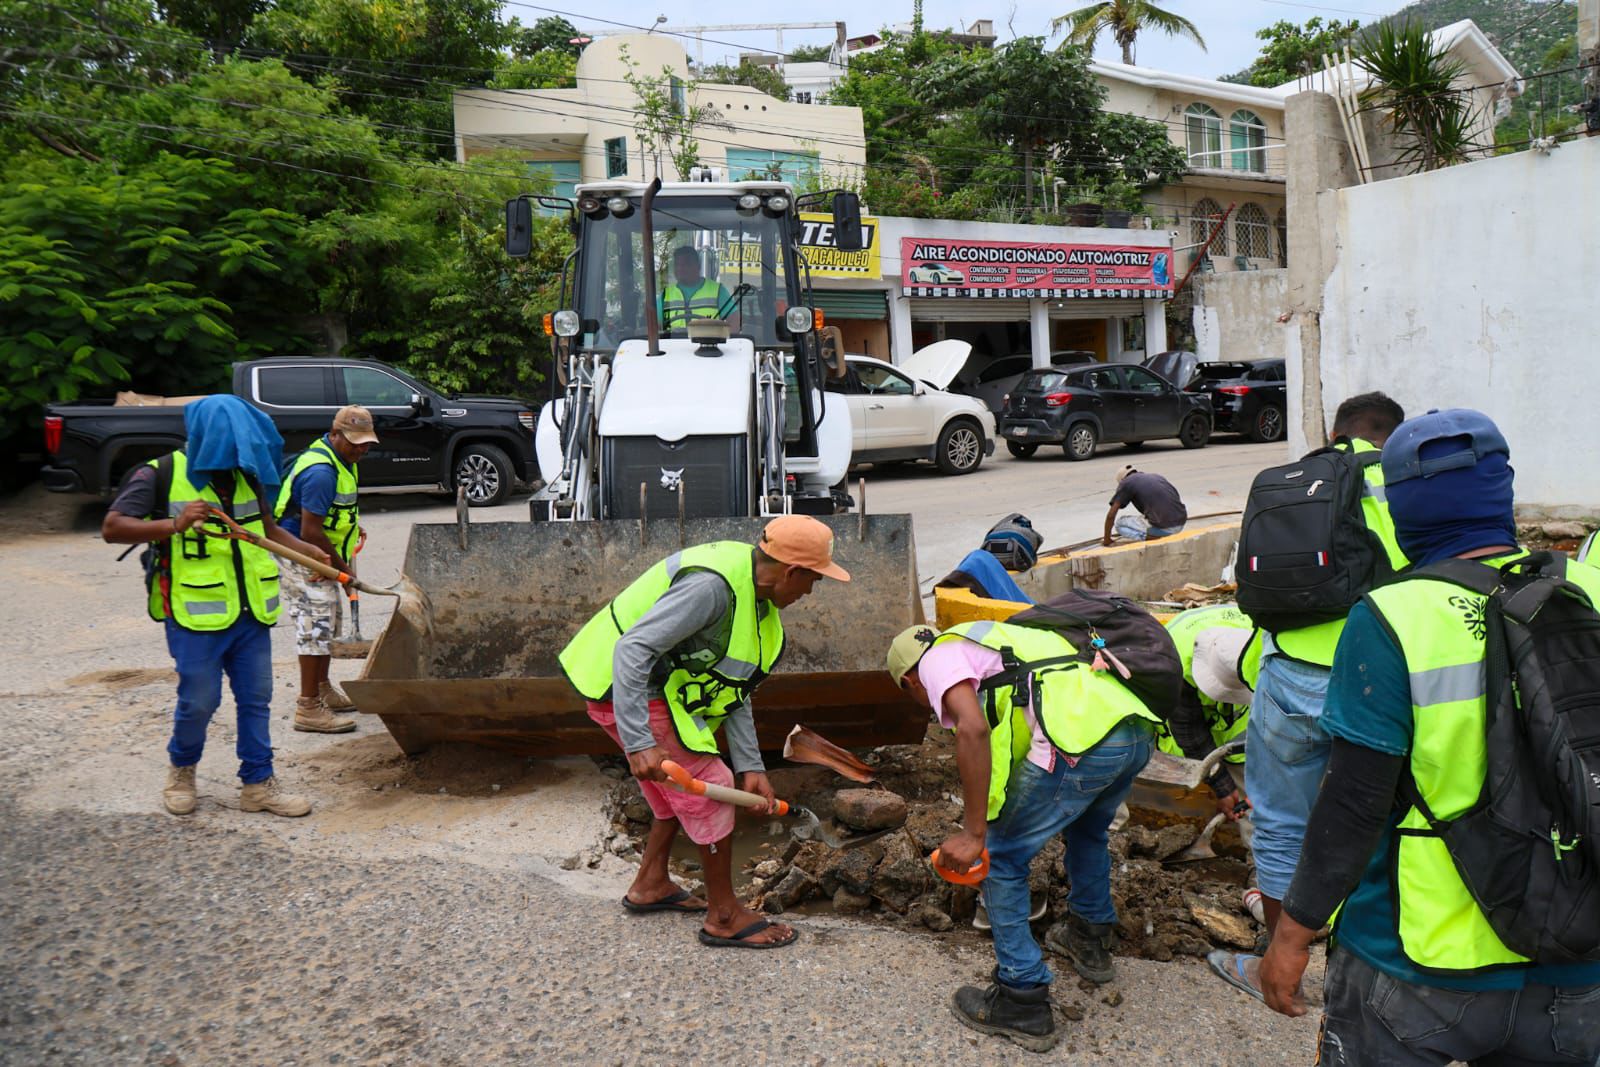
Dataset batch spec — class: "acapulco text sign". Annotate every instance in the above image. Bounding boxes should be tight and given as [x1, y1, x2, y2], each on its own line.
[900, 237, 1173, 298]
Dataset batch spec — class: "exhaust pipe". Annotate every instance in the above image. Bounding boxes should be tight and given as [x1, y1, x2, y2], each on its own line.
[640, 177, 663, 357]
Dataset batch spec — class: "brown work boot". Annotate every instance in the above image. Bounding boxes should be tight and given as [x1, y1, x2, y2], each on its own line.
[239, 777, 311, 817]
[163, 764, 197, 816]
[293, 696, 355, 734]
[319, 680, 356, 711]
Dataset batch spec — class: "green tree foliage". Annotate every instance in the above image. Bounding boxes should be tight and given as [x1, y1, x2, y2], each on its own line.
[1356, 20, 1481, 172]
[699, 59, 791, 102]
[1224, 17, 1361, 87]
[786, 43, 834, 63]
[619, 47, 731, 180]
[487, 49, 577, 90]
[1050, 0, 1206, 65]
[510, 15, 583, 57]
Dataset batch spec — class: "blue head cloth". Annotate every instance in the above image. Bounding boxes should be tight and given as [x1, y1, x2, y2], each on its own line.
[182, 394, 286, 493]
[1381, 408, 1517, 566]
[952, 550, 1034, 605]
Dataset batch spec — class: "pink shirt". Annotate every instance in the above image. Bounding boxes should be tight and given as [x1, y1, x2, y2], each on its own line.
[916, 641, 1062, 772]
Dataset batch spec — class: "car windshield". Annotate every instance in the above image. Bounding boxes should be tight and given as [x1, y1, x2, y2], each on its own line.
[1017, 370, 1072, 393]
[572, 194, 800, 351]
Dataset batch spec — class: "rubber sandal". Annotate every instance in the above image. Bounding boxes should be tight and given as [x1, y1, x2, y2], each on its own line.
[620, 889, 706, 914]
[1206, 950, 1266, 1003]
[697, 919, 800, 950]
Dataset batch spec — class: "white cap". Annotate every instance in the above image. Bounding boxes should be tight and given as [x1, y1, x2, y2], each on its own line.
[1192, 628, 1255, 707]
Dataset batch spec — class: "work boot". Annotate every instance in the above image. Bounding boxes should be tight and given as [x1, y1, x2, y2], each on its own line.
[319, 680, 356, 711]
[1047, 911, 1117, 984]
[950, 971, 1058, 1053]
[293, 696, 355, 734]
[163, 764, 197, 816]
[239, 777, 311, 817]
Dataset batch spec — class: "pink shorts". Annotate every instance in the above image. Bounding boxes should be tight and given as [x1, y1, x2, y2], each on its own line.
[587, 699, 735, 845]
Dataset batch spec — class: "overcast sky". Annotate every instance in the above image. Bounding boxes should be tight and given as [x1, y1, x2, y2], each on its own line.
[519, 0, 1406, 83]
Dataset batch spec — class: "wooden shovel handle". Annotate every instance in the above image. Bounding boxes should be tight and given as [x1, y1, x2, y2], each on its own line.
[204, 506, 350, 585]
[659, 760, 790, 816]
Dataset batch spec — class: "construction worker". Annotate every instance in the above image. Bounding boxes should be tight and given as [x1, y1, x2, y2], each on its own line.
[1259, 409, 1600, 1063]
[1161, 605, 1262, 819]
[886, 620, 1159, 1053]
[273, 406, 378, 733]
[560, 515, 849, 950]
[1103, 466, 1187, 545]
[102, 395, 330, 818]
[658, 246, 731, 330]
[1210, 391, 1409, 1001]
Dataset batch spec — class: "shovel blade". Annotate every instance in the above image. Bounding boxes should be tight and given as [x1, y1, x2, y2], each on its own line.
[783, 725, 877, 783]
[1165, 812, 1227, 865]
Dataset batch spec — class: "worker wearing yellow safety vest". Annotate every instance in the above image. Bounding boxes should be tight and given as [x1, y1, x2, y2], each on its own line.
[1212, 392, 1411, 1003]
[273, 406, 378, 734]
[560, 515, 849, 951]
[886, 619, 1158, 1053]
[101, 395, 330, 819]
[1259, 409, 1600, 1064]
[1161, 604, 1262, 819]
[658, 246, 732, 330]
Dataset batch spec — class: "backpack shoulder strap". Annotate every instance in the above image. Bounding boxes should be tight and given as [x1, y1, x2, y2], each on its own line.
[1355, 449, 1384, 470]
[1412, 558, 1502, 596]
[152, 452, 176, 519]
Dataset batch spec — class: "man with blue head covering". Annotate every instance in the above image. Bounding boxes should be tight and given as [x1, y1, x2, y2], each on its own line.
[1258, 409, 1600, 1064]
[103, 395, 332, 818]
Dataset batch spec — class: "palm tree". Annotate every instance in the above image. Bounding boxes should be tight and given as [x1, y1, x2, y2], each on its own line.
[1051, 0, 1206, 65]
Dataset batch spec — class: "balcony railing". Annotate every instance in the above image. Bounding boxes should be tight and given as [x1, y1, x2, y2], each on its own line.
[1185, 141, 1286, 179]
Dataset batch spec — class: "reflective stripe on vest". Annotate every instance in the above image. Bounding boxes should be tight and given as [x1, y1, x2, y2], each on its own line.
[558, 541, 784, 755]
[274, 437, 361, 559]
[151, 451, 282, 631]
[1273, 438, 1410, 667]
[1160, 604, 1257, 762]
[937, 620, 1157, 820]
[1365, 553, 1600, 974]
[661, 280, 724, 328]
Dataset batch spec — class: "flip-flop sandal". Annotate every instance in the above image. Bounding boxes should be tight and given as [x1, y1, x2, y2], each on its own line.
[697, 919, 800, 950]
[1206, 950, 1266, 1003]
[620, 889, 707, 914]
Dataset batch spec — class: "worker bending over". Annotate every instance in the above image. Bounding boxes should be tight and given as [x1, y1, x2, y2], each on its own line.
[1103, 466, 1186, 545]
[1162, 605, 1261, 820]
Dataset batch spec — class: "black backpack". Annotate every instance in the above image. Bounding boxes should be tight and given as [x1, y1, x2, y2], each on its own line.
[1405, 553, 1600, 963]
[983, 513, 1044, 572]
[986, 588, 1184, 720]
[1235, 439, 1392, 632]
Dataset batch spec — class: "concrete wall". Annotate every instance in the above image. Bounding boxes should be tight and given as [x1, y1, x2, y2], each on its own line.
[1192, 269, 1288, 364]
[1315, 136, 1600, 515]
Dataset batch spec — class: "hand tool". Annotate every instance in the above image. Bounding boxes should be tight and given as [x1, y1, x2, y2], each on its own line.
[929, 847, 990, 885]
[659, 760, 892, 851]
[781, 724, 877, 783]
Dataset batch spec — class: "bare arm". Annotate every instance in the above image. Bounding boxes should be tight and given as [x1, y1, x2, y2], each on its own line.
[297, 507, 348, 573]
[1103, 503, 1120, 546]
[262, 507, 329, 566]
[103, 501, 207, 545]
[934, 681, 992, 870]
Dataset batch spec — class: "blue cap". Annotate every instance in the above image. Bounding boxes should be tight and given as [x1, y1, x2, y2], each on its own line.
[1381, 408, 1509, 485]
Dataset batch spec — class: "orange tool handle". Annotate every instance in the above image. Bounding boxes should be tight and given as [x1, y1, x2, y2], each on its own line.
[203, 506, 352, 585]
[659, 760, 791, 815]
[929, 847, 991, 886]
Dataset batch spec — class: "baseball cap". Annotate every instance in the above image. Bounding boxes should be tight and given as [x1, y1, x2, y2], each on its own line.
[1117, 465, 1137, 484]
[887, 624, 941, 686]
[1191, 628, 1255, 707]
[1381, 408, 1506, 486]
[332, 405, 379, 445]
[760, 515, 851, 582]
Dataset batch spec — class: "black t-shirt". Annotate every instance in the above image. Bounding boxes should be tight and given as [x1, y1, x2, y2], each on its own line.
[1109, 472, 1187, 529]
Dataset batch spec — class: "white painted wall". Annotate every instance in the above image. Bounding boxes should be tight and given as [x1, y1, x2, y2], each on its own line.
[1193, 269, 1288, 364]
[1316, 137, 1600, 515]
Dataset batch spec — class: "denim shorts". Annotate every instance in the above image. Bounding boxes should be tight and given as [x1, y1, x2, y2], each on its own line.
[1244, 652, 1331, 899]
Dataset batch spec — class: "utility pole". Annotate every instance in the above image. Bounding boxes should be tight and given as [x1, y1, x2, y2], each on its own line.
[1580, 0, 1600, 135]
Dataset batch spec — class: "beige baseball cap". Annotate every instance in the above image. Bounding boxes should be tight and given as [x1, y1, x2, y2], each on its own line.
[332, 405, 379, 445]
[1192, 628, 1255, 707]
[887, 624, 941, 687]
[760, 515, 850, 582]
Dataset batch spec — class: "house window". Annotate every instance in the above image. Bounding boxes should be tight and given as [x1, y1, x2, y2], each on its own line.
[524, 160, 581, 213]
[795, 91, 813, 104]
[605, 136, 628, 179]
[1235, 202, 1270, 259]
[670, 76, 686, 115]
[1191, 197, 1226, 257]
[1275, 207, 1289, 266]
[1229, 110, 1267, 173]
[725, 148, 820, 186]
[1184, 103, 1222, 169]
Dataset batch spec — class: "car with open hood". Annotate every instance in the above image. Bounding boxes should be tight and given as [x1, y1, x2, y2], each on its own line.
[824, 340, 996, 475]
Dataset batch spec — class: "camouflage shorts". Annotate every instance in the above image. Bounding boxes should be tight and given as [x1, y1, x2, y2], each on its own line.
[280, 561, 341, 656]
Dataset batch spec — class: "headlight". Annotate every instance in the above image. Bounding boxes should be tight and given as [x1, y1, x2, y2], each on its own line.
[766, 194, 790, 213]
[606, 196, 631, 216]
[552, 309, 581, 337]
[577, 195, 603, 216]
[784, 306, 813, 334]
[737, 193, 762, 211]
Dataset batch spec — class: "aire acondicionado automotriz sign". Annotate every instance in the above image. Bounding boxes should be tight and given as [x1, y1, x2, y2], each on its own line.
[900, 237, 1173, 299]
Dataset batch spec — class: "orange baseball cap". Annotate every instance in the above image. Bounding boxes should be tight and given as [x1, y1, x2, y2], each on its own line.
[760, 515, 851, 582]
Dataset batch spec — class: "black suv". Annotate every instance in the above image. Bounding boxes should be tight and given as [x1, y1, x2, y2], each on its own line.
[1190, 358, 1287, 442]
[998, 363, 1213, 461]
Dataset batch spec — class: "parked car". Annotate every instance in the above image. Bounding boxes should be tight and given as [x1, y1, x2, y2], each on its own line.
[1189, 358, 1288, 442]
[997, 362, 1213, 461]
[41, 357, 538, 507]
[1143, 350, 1200, 390]
[825, 341, 996, 476]
[952, 350, 1098, 413]
[906, 262, 966, 285]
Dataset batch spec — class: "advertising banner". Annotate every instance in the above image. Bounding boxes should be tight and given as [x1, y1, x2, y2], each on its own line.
[798, 212, 881, 279]
[900, 237, 1172, 298]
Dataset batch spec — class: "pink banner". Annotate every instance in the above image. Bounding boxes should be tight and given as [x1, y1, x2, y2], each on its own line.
[900, 237, 1172, 297]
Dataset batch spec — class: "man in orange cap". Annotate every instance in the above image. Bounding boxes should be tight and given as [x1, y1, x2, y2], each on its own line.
[559, 514, 849, 949]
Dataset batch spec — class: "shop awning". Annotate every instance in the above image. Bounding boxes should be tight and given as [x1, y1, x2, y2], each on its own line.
[813, 289, 889, 320]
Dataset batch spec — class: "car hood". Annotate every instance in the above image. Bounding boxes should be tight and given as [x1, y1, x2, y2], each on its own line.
[898, 339, 973, 391]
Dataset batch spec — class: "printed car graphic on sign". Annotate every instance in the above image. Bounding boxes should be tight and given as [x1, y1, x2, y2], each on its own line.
[907, 262, 966, 284]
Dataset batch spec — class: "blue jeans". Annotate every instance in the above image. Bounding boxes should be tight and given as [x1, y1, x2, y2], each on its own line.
[1245, 651, 1331, 899]
[983, 719, 1154, 988]
[1114, 514, 1184, 541]
[164, 618, 275, 784]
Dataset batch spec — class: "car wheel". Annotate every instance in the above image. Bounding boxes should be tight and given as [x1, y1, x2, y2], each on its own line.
[935, 421, 984, 476]
[1179, 414, 1212, 450]
[1062, 422, 1099, 461]
[1250, 404, 1286, 443]
[1005, 441, 1038, 459]
[454, 443, 513, 507]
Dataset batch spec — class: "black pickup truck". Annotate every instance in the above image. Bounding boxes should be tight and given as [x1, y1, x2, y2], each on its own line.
[41, 357, 538, 507]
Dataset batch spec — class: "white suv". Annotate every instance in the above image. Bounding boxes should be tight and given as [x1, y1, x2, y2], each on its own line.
[825, 341, 996, 476]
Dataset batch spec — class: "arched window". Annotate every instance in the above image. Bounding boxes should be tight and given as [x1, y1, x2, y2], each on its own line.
[1185, 103, 1222, 168]
[1191, 197, 1226, 257]
[1236, 202, 1270, 259]
[1275, 207, 1289, 266]
[1229, 110, 1267, 172]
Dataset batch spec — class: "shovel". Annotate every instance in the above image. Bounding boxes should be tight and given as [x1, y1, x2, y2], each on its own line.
[782, 724, 877, 783]
[659, 760, 892, 851]
[1165, 800, 1252, 866]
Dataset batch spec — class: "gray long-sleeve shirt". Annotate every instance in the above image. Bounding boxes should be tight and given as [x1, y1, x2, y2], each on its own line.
[610, 570, 766, 774]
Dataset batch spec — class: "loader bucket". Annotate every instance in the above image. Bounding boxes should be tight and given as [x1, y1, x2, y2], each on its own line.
[345, 514, 926, 758]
